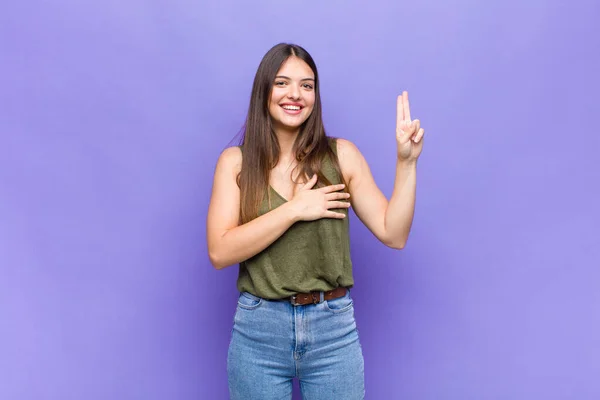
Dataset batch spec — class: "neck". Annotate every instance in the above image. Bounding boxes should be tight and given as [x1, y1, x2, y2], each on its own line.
[273, 127, 300, 160]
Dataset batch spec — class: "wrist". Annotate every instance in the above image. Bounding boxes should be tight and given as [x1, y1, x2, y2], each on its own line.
[281, 201, 300, 224]
[396, 158, 417, 169]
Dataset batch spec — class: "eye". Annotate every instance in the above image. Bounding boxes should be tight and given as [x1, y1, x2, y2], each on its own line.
[274, 81, 286, 86]
[303, 83, 314, 89]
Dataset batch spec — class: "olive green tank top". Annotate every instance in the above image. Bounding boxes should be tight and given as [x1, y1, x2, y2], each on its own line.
[236, 137, 354, 299]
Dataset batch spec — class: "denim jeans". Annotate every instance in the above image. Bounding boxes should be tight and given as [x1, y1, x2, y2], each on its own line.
[227, 289, 365, 399]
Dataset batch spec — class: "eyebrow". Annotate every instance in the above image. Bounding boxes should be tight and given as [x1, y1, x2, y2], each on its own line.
[275, 75, 315, 82]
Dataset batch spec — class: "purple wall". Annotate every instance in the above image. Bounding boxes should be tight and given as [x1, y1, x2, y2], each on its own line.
[2, 0, 599, 398]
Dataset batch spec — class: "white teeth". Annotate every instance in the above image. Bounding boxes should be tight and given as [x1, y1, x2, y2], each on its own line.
[282, 105, 301, 110]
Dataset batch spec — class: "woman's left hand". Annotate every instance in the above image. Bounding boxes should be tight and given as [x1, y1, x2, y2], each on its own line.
[396, 91, 424, 162]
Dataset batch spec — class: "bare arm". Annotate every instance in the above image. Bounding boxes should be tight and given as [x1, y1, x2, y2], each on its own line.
[337, 139, 416, 249]
[337, 92, 424, 249]
[206, 147, 297, 269]
[206, 147, 350, 269]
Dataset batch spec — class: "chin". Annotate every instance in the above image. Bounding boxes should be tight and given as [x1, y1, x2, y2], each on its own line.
[273, 118, 307, 132]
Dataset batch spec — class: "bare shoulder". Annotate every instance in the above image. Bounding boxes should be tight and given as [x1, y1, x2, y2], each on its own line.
[215, 146, 243, 176]
[335, 137, 363, 160]
[333, 138, 365, 179]
[208, 146, 243, 230]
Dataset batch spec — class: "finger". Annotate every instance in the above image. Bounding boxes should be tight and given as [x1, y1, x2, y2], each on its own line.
[412, 119, 420, 132]
[318, 183, 346, 193]
[327, 201, 351, 209]
[411, 119, 420, 138]
[324, 211, 347, 219]
[413, 128, 425, 143]
[303, 174, 318, 189]
[396, 121, 412, 144]
[396, 95, 405, 127]
[325, 192, 351, 201]
[403, 91, 411, 122]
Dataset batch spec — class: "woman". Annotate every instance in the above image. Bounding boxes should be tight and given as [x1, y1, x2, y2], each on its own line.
[207, 43, 424, 399]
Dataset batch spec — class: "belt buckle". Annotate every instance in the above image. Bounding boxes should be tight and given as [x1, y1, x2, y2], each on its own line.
[290, 292, 321, 306]
[311, 292, 320, 304]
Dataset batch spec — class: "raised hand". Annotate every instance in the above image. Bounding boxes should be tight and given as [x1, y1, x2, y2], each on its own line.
[396, 91, 424, 162]
[287, 174, 351, 222]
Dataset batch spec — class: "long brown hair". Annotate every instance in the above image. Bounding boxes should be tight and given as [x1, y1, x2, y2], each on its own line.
[238, 43, 346, 224]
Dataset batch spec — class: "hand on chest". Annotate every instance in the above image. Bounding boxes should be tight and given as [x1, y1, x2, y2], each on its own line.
[269, 167, 307, 202]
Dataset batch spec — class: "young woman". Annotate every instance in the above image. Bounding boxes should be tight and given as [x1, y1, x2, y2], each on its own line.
[207, 43, 424, 399]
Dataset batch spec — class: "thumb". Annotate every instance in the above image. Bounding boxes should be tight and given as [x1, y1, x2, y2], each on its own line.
[303, 174, 318, 189]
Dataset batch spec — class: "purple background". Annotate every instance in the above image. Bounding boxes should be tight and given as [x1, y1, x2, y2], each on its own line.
[1, 0, 599, 399]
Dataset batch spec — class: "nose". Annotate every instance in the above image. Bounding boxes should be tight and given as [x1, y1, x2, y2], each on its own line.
[287, 83, 301, 100]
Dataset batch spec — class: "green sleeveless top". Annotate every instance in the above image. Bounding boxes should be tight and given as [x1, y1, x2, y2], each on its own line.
[236, 137, 354, 299]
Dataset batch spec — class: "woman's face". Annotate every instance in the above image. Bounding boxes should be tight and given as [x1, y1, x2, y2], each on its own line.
[268, 56, 316, 134]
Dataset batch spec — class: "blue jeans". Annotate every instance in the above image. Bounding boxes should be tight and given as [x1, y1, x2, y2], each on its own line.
[227, 289, 365, 399]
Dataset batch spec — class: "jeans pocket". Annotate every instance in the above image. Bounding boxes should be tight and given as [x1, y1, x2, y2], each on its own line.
[324, 291, 353, 314]
[237, 292, 263, 310]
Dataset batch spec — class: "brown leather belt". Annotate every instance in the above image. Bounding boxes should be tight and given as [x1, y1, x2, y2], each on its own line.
[286, 286, 347, 306]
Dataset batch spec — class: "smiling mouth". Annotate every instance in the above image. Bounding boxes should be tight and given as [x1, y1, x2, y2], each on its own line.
[280, 105, 303, 114]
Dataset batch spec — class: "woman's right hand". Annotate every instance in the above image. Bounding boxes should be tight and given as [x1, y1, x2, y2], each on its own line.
[287, 174, 351, 222]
